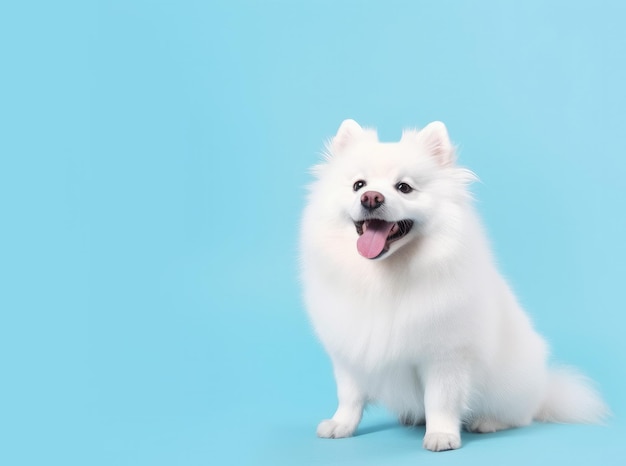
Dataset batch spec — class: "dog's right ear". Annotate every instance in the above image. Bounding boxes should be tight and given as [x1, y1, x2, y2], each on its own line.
[331, 119, 364, 153]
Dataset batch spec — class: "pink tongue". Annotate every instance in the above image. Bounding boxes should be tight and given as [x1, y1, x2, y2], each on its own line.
[357, 220, 395, 259]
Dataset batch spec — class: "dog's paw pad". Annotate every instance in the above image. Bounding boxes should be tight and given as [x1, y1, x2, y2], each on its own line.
[423, 432, 461, 451]
[316, 419, 355, 439]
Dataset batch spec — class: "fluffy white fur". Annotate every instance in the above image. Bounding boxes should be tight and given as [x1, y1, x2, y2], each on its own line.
[300, 119, 609, 451]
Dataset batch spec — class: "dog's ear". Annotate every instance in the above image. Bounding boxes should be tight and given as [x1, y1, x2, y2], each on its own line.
[416, 121, 455, 166]
[331, 119, 364, 153]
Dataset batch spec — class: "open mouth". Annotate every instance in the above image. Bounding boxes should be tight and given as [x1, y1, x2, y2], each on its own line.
[354, 219, 414, 259]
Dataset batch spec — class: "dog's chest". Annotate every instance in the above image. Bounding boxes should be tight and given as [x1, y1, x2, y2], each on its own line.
[325, 293, 443, 370]
[309, 267, 472, 370]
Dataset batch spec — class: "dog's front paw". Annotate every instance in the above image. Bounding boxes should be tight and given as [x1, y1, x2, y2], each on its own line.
[423, 432, 461, 451]
[316, 419, 356, 439]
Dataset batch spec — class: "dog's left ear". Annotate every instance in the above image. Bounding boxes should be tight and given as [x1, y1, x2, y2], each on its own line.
[416, 121, 455, 166]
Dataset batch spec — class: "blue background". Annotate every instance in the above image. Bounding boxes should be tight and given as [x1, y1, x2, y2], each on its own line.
[1, 1, 625, 464]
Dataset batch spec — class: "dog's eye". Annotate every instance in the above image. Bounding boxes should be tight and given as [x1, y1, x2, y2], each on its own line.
[396, 182, 413, 194]
[353, 180, 366, 191]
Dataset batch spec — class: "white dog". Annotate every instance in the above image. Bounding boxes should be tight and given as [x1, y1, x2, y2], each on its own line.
[300, 119, 608, 451]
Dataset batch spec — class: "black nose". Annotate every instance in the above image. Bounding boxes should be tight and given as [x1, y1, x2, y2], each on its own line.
[360, 191, 385, 211]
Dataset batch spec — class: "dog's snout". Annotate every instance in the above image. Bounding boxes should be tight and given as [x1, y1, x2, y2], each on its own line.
[360, 191, 385, 211]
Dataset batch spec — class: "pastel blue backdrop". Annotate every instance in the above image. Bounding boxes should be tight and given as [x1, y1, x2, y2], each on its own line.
[1, 1, 625, 465]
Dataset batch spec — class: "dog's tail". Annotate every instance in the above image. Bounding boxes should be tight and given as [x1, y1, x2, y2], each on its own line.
[535, 366, 610, 424]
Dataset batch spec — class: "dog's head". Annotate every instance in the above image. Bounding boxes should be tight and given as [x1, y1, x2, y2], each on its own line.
[309, 119, 476, 261]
